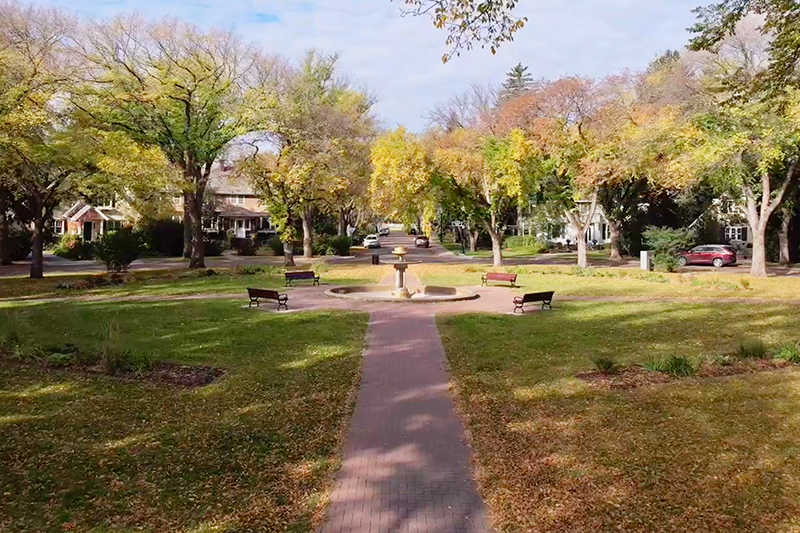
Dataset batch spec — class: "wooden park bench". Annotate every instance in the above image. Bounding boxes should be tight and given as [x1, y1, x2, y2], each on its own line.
[481, 272, 518, 287]
[247, 288, 288, 310]
[513, 291, 554, 313]
[284, 270, 320, 287]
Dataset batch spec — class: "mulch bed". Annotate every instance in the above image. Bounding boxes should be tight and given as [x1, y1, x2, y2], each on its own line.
[577, 359, 792, 389]
[1, 358, 224, 388]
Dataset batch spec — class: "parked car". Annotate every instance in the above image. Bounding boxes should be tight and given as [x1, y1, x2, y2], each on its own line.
[363, 234, 381, 249]
[678, 245, 737, 267]
[378, 227, 390, 236]
[414, 235, 430, 248]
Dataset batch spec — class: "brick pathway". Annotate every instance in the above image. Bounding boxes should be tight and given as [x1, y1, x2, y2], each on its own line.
[320, 302, 491, 533]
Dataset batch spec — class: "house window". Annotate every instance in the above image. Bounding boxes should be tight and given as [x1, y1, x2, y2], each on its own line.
[53, 220, 64, 235]
[173, 195, 182, 206]
[726, 226, 748, 242]
[229, 196, 245, 205]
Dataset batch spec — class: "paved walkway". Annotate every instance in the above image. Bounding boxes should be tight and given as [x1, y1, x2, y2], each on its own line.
[321, 305, 490, 533]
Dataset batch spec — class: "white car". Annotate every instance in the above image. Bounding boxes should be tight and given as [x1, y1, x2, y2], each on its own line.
[378, 227, 390, 237]
[363, 234, 381, 248]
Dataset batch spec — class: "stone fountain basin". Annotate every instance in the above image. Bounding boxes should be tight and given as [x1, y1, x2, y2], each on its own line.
[325, 285, 479, 303]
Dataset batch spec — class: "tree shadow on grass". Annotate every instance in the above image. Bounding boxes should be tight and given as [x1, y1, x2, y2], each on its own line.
[440, 302, 800, 532]
[0, 299, 369, 532]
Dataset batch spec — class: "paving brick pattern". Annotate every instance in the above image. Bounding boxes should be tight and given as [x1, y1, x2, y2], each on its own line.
[320, 304, 491, 533]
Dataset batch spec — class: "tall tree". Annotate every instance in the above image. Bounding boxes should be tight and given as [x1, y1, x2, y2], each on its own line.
[690, 1, 800, 96]
[73, 17, 274, 269]
[399, 0, 526, 62]
[0, 1, 73, 266]
[501, 63, 533, 102]
[370, 127, 437, 230]
[501, 77, 603, 267]
[433, 127, 537, 266]
[258, 51, 376, 258]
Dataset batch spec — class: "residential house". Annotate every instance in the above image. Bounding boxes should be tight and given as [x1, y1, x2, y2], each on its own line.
[172, 160, 272, 237]
[53, 201, 128, 241]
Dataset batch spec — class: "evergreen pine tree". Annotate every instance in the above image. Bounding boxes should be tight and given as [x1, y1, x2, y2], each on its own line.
[501, 63, 533, 101]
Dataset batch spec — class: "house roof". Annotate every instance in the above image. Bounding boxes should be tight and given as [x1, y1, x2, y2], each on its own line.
[217, 204, 267, 218]
[207, 166, 257, 196]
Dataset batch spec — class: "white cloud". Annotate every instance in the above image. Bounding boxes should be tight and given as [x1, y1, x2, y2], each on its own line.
[26, 0, 701, 131]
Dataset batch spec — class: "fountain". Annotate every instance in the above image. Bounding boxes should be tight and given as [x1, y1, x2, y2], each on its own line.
[325, 245, 478, 303]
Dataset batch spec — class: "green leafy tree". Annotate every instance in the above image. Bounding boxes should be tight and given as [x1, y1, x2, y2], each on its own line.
[72, 17, 273, 269]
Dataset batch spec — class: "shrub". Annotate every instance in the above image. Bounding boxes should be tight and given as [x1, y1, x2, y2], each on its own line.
[94, 227, 144, 272]
[642, 226, 694, 272]
[738, 339, 768, 359]
[7, 227, 32, 261]
[643, 355, 696, 377]
[591, 356, 619, 374]
[774, 343, 800, 363]
[53, 234, 95, 260]
[237, 236, 259, 256]
[267, 236, 285, 255]
[142, 219, 184, 256]
[204, 239, 224, 257]
[314, 235, 352, 256]
[739, 278, 751, 290]
[504, 236, 547, 253]
[237, 265, 278, 276]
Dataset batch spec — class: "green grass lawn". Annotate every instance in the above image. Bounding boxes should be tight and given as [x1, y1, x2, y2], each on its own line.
[0, 264, 387, 300]
[0, 299, 368, 532]
[416, 264, 800, 300]
[439, 301, 800, 532]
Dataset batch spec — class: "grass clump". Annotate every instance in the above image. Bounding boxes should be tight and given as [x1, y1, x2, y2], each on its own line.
[774, 343, 800, 363]
[643, 355, 696, 377]
[591, 356, 619, 374]
[738, 339, 768, 359]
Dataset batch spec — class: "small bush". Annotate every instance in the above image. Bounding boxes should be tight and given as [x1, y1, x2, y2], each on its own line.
[237, 265, 278, 276]
[7, 227, 32, 261]
[591, 356, 619, 374]
[47, 352, 75, 368]
[266, 236, 285, 255]
[774, 343, 800, 363]
[739, 278, 751, 290]
[53, 234, 95, 260]
[204, 239, 224, 257]
[236, 236, 260, 256]
[714, 354, 735, 366]
[504, 236, 547, 253]
[94, 227, 144, 272]
[142, 219, 184, 257]
[642, 226, 694, 272]
[738, 339, 768, 359]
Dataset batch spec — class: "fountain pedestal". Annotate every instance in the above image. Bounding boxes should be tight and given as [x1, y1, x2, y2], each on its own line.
[390, 246, 412, 298]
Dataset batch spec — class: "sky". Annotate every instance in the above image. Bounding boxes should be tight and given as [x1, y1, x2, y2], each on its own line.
[24, 0, 704, 131]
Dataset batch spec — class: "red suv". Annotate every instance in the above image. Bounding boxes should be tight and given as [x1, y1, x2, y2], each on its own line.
[678, 245, 737, 268]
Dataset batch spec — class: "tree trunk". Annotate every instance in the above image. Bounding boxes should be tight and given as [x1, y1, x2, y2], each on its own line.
[574, 223, 588, 268]
[0, 193, 11, 266]
[487, 229, 503, 266]
[469, 230, 479, 252]
[302, 211, 313, 258]
[779, 206, 792, 264]
[751, 227, 767, 277]
[30, 217, 45, 279]
[182, 190, 193, 259]
[608, 219, 623, 262]
[189, 187, 205, 269]
[338, 209, 347, 237]
[283, 240, 295, 267]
